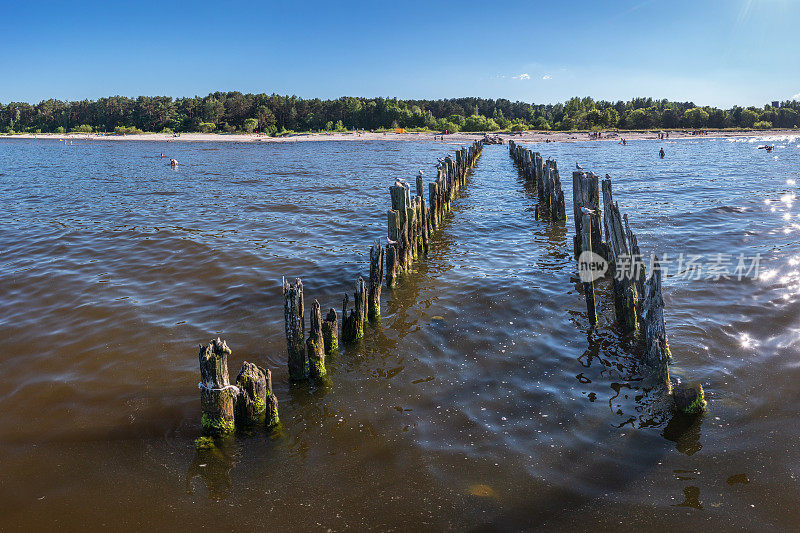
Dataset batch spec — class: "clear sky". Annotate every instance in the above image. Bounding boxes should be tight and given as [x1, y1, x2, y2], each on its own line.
[1, 0, 798, 108]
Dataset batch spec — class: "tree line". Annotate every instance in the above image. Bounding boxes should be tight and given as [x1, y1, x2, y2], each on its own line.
[1, 93, 798, 134]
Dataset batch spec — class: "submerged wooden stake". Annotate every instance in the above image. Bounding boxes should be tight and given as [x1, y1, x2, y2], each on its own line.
[368, 239, 384, 319]
[306, 299, 326, 379]
[322, 307, 338, 355]
[198, 338, 237, 436]
[283, 277, 307, 381]
[580, 211, 598, 327]
[641, 257, 670, 391]
[602, 177, 638, 334]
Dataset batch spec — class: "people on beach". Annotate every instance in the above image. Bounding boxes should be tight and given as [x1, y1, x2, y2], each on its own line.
[659, 147, 665, 159]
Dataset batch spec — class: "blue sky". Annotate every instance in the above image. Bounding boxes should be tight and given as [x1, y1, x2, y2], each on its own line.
[1, 0, 798, 107]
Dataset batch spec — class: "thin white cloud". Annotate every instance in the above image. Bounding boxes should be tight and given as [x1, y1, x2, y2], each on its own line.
[793, 92, 800, 100]
[542, 74, 552, 80]
[512, 73, 530, 80]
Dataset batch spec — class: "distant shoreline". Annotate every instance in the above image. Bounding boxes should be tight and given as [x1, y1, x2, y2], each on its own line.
[2, 129, 797, 144]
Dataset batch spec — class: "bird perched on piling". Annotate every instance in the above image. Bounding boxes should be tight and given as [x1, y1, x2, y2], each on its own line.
[576, 162, 583, 170]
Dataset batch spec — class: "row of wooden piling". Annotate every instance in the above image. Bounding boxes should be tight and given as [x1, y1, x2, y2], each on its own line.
[386, 142, 483, 285]
[195, 140, 484, 443]
[508, 140, 566, 222]
[193, 141, 481, 445]
[508, 140, 705, 416]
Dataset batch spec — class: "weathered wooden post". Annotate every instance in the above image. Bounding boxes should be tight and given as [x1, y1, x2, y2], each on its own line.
[235, 361, 268, 427]
[322, 308, 338, 355]
[198, 338, 237, 436]
[602, 177, 638, 333]
[368, 239, 384, 320]
[406, 197, 417, 263]
[572, 171, 603, 258]
[390, 182, 410, 270]
[580, 211, 598, 326]
[641, 257, 670, 390]
[264, 368, 280, 427]
[387, 209, 400, 285]
[625, 214, 646, 317]
[283, 277, 307, 381]
[341, 277, 366, 342]
[306, 299, 326, 379]
[420, 196, 429, 254]
[428, 181, 438, 232]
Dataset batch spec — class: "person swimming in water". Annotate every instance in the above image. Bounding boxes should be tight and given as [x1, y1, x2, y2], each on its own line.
[170, 158, 178, 167]
[659, 147, 665, 159]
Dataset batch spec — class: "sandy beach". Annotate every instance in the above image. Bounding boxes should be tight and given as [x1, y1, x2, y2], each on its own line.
[3, 129, 798, 145]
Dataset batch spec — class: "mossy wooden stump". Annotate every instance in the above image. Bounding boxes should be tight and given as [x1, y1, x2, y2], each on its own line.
[673, 381, 706, 415]
[283, 277, 307, 381]
[306, 299, 326, 379]
[579, 211, 599, 327]
[234, 362, 280, 427]
[368, 239, 384, 320]
[198, 338, 237, 436]
[322, 307, 338, 355]
[235, 361, 269, 427]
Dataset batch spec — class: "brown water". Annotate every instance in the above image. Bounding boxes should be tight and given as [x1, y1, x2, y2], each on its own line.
[1, 136, 799, 531]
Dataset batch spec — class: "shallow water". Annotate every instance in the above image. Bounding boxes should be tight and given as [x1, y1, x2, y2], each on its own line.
[1, 136, 799, 530]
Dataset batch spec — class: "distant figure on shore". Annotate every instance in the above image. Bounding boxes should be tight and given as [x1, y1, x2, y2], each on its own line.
[659, 147, 665, 159]
[170, 158, 178, 167]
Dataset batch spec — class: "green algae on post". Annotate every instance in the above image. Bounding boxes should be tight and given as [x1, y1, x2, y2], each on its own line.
[368, 239, 384, 321]
[235, 361, 269, 426]
[321, 307, 338, 355]
[306, 299, 326, 379]
[673, 381, 707, 415]
[194, 436, 216, 450]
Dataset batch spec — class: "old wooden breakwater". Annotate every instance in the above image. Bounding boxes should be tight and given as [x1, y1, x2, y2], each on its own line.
[285, 140, 484, 375]
[193, 141, 484, 445]
[508, 141, 706, 417]
[508, 140, 566, 222]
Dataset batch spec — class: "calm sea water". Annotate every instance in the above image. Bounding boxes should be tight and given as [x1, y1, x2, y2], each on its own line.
[0, 136, 798, 530]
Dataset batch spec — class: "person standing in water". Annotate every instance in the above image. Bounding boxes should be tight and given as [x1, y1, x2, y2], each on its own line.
[659, 147, 665, 159]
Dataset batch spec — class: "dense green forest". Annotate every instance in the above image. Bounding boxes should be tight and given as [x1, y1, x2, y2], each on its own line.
[1, 93, 798, 134]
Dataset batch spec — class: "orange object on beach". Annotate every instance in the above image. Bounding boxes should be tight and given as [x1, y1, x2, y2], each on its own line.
[396, 128, 405, 133]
